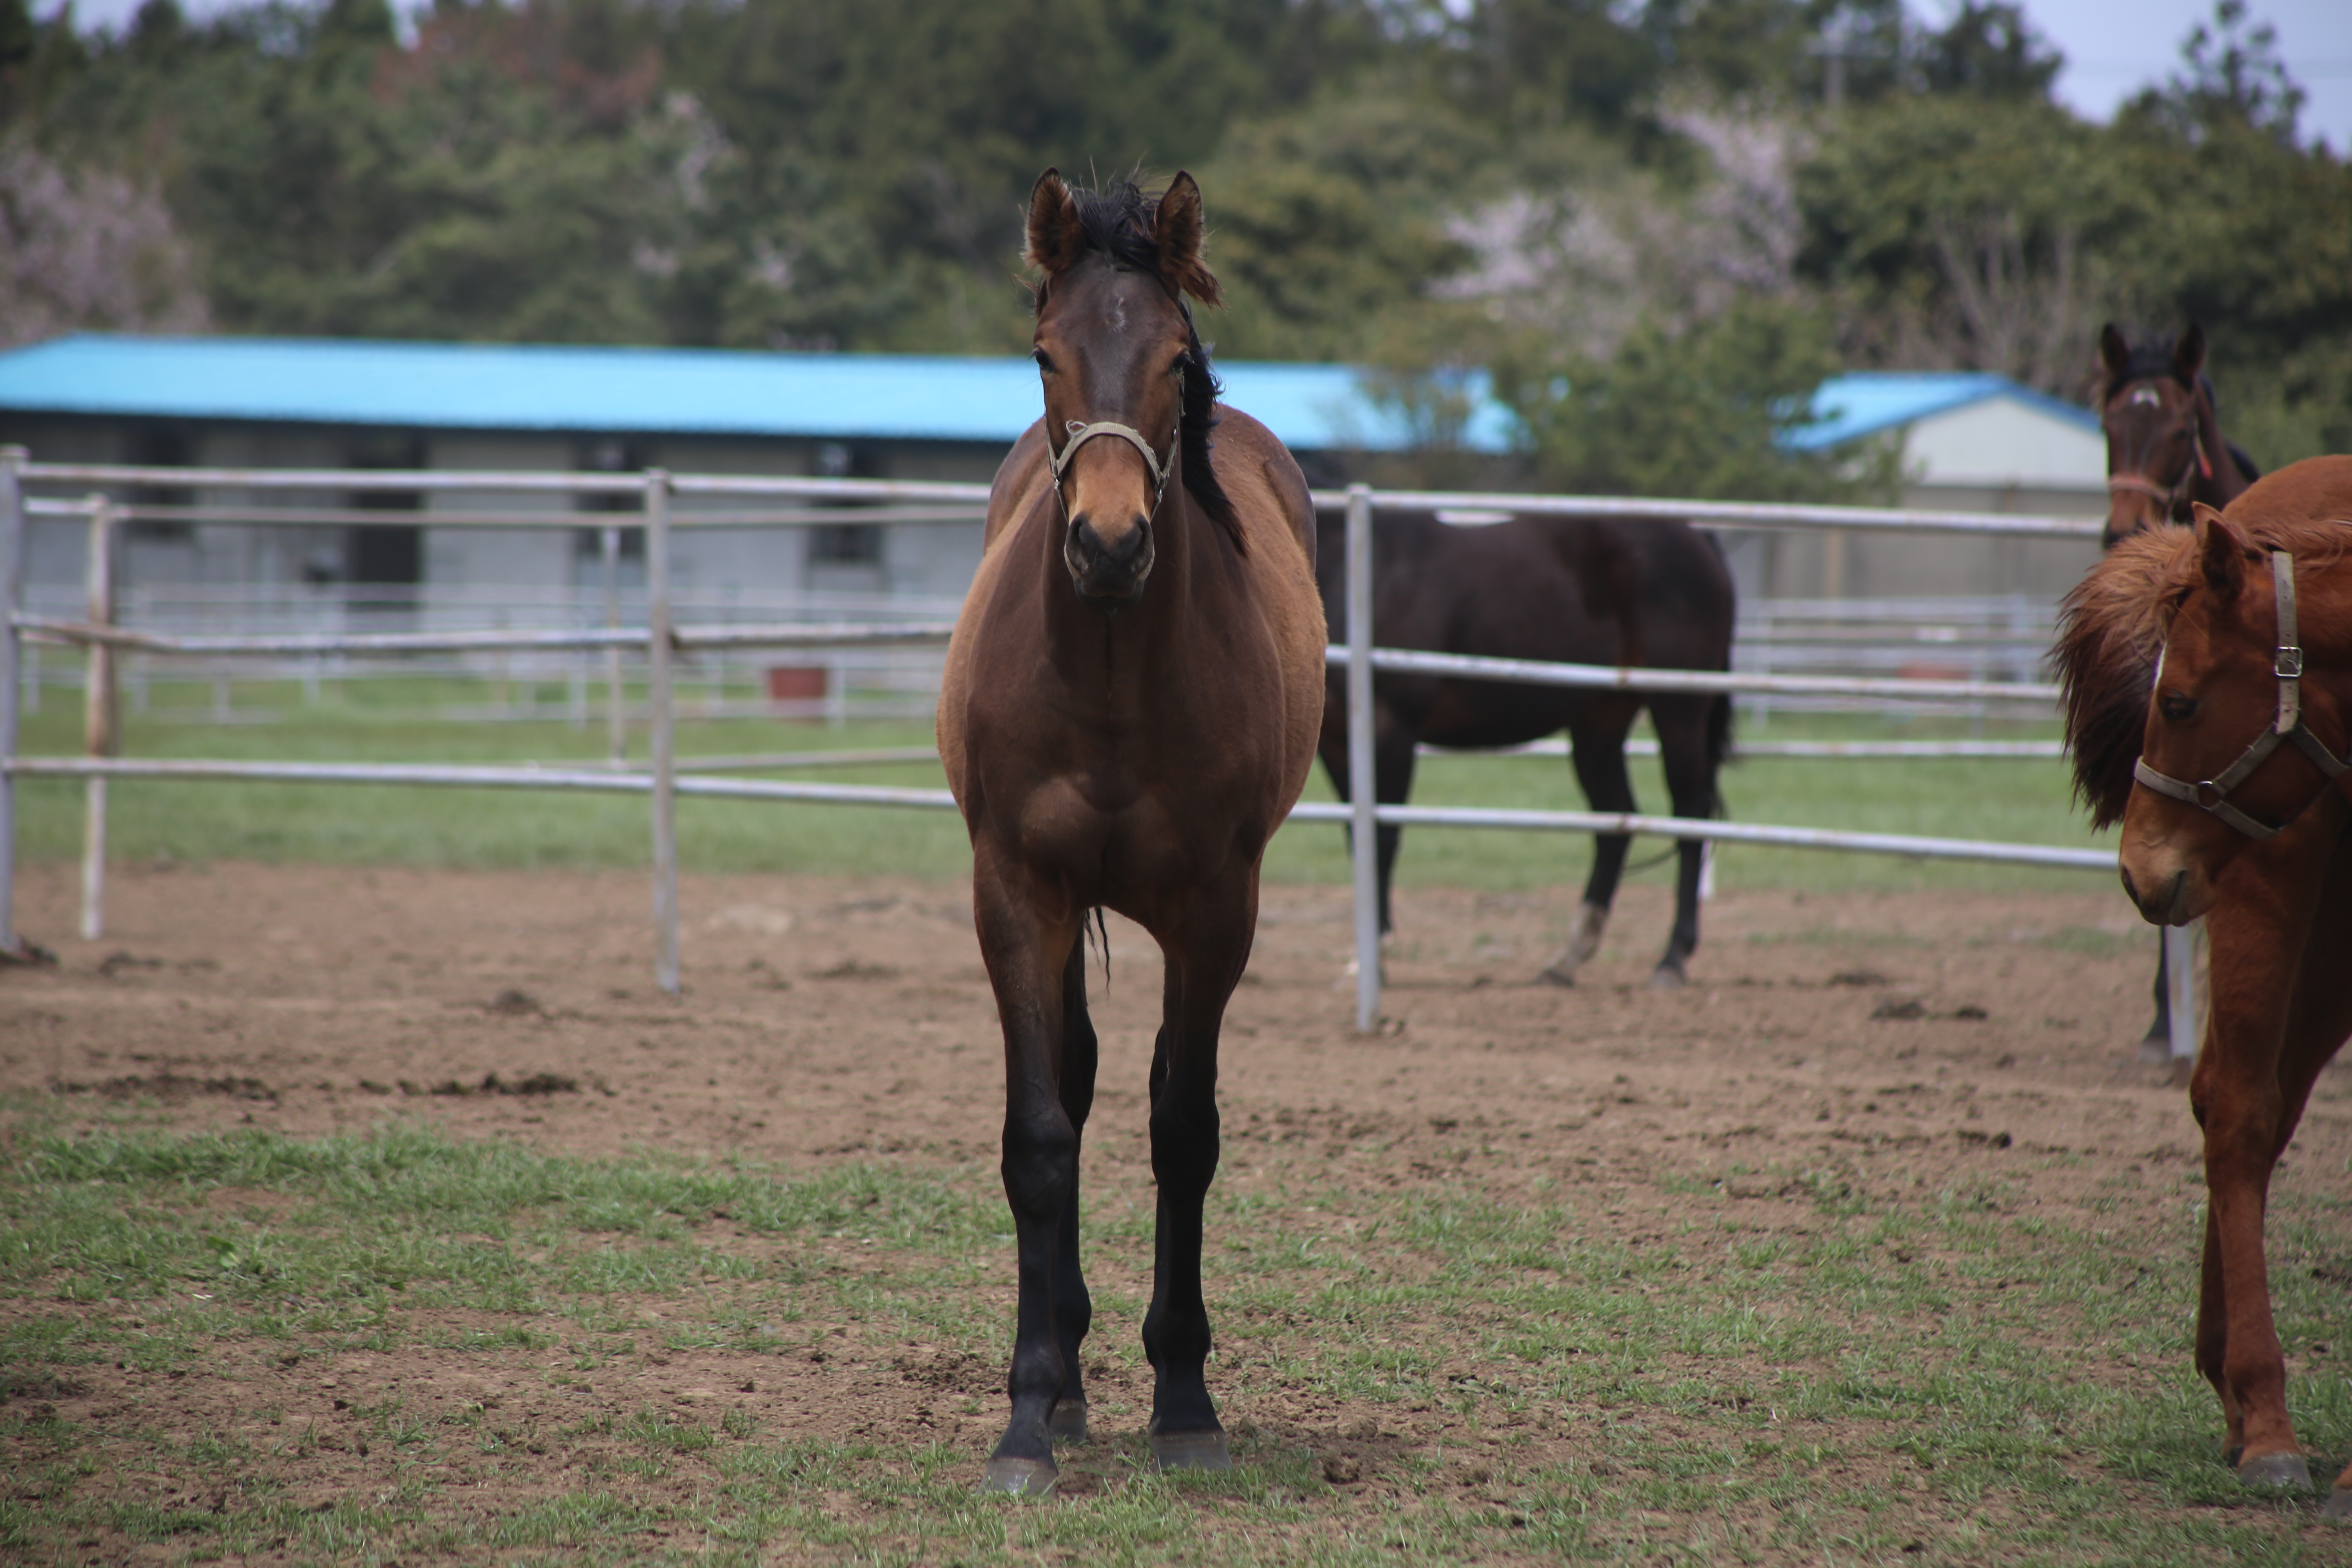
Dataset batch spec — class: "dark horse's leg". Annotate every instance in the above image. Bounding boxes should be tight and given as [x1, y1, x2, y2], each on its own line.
[2140, 939, 2174, 1057]
[1647, 694, 1725, 989]
[971, 857, 1086, 1496]
[1319, 704, 1418, 937]
[1050, 934, 1099, 1443]
[1540, 702, 1639, 985]
[1139, 873, 1254, 1470]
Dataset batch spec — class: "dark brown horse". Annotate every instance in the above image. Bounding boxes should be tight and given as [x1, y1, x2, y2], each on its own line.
[1314, 511, 1733, 987]
[2098, 322, 2259, 549]
[2055, 457, 2352, 1515]
[2096, 322, 2261, 1050]
[937, 172, 1325, 1496]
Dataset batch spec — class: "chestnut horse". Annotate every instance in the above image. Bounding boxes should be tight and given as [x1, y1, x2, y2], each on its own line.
[2054, 456, 2352, 1515]
[2096, 322, 2261, 1049]
[937, 172, 1324, 1496]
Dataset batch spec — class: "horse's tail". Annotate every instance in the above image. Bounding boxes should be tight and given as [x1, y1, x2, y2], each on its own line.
[1705, 691, 1734, 816]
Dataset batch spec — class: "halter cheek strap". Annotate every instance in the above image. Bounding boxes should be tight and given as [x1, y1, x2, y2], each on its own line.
[2132, 549, 2352, 839]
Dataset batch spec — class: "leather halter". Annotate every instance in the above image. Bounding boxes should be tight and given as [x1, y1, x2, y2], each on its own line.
[2132, 549, 2351, 839]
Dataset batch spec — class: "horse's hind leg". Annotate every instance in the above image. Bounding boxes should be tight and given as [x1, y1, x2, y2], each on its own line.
[1140, 876, 1253, 1471]
[1049, 934, 1100, 1444]
[1540, 706, 1638, 986]
[1647, 695, 1722, 990]
[971, 860, 1085, 1496]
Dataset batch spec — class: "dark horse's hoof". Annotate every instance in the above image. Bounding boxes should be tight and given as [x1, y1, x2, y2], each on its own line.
[1147, 1427, 1232, 1472]
[2238, 1451, 2313, 1492]
[979, 1455, 1058, 1497]
[1049, 1399, 1089, 1444]
[1646, 960, 1687, 991]
[2323, 1488, 2352, 1519]
[1535, 965, 1576, 988]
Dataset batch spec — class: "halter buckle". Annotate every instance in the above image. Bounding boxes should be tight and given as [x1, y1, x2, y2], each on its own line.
[2276, 646, 2305, 679]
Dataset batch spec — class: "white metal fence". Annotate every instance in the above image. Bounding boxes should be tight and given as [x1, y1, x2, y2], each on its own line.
[0, 452, 2113, 1006]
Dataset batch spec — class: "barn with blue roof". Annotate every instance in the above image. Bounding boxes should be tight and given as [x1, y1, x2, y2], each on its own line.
[0, 335, 2105, 602]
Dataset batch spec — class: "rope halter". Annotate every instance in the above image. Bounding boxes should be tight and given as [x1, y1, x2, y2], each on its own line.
[2132, 548, 2350, 839]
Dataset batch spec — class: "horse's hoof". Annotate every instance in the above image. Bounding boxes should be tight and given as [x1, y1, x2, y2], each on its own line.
[1049, 1399, 1089, 1444]
[2135, 1035, 2172, 1065]
[2323, 1488, 2352, 1519]
[1646, 962, 1687, 991]
[1147, 1428, 1231, 1472]
[979, 1456, 1058, 1497]
[2237, 1451, 2312, 1491]
[1535, 965, 1575, 988]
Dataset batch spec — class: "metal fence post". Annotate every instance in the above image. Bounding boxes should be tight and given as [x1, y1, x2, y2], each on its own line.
[2166, 919, 2203, 1065]
[81, 495, 118, 941]
[601, 523, 625, 764]
[1345, 483, 1379, 1033]
[646, 472, 680, 995]
[0, 447, 25, 960]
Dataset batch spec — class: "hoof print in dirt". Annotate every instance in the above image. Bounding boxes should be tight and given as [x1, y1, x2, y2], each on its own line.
[429, 1071, 579, 1098]
[1955, 1128, 2013, 1149]
[484, 988, 543, 1016]
[1830, 970, 1889, 987]
[1871, 997, 1927, 1020]
[53, 1073, 275, 1104]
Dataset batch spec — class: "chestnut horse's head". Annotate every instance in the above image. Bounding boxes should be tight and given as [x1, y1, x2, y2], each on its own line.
[1025, 169, 1234, 604]
[2098, 323, 2223, 549]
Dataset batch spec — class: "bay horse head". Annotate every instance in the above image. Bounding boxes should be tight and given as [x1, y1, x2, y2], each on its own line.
[2098, 322, 2227, 548]
[2118, 503, 2352, 924]
[1025, 169, 1231, 604]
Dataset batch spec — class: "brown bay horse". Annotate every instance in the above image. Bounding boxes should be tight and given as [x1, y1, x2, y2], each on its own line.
[2096, 322, 2261, 1050]
[2055, 456, 2352, 1515]
[937, 172, 1325, 1496]
[1313, 511, 1733, 988]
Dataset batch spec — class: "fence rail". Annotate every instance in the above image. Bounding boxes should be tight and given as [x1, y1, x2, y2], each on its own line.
[0, 453, 2110, 990]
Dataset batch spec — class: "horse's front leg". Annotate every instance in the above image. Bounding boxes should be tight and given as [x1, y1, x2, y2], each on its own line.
[1049, 935, 1099, 1443]
[1140, 874, 1256, 1470]
[971, 856, 1085, 1496]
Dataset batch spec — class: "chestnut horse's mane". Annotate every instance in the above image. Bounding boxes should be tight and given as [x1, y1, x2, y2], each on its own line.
[2055, 528, 2194, 828]
[1036, 180, 1238, 544]
[2055, 510, 2352, 827]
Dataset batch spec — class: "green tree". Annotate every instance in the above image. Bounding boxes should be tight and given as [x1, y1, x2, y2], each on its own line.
[1497, 298, 1887, 501]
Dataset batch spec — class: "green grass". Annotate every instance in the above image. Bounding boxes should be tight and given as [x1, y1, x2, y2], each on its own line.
[11, 676, 2109, 894]
[0, 1115, 2343, 1563]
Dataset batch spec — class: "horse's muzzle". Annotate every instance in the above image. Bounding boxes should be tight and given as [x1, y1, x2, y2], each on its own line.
[1066, 513, 1154, 601]
[2120, 862, 2196, 927]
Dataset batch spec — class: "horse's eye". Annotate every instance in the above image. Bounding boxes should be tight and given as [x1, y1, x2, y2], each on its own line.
[1169, 353, 1188, 376]
[2158, 693, 2199, 723]
[1032, 348, 1055, 374]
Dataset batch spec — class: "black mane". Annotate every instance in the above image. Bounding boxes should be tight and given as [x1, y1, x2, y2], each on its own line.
[1047, 181, 1239, 548]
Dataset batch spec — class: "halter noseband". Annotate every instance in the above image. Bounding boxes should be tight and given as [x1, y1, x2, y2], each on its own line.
[2132, 549, 2350, 839]
[1045, 404, 1179, 520]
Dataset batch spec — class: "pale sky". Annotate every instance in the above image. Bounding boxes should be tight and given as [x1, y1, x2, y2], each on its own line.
[51, 0, 2352, 153]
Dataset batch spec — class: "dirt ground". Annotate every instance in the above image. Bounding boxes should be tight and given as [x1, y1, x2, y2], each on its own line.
[3, 858, 2347, 1557]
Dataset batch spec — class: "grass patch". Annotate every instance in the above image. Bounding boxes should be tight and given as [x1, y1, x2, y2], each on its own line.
[0, 1118, 2342, 1562]
[9, 691, 2106, 893]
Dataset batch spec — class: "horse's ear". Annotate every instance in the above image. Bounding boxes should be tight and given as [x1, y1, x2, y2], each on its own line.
[1025, 169, 1084, 278]
[2194, 503, 2246, 599]
[2098, 323, 2130, 382]
[2172, 321, 2207, 385]
[1153, 171, 1223, 307]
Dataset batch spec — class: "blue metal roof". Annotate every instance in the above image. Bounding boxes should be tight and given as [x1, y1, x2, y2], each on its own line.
[1791, 371, 2100, 450]
[0, 334, 1519, 454]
